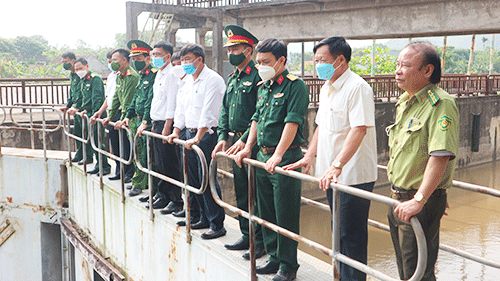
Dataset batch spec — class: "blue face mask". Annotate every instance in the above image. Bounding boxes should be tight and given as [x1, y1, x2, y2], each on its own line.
[316, 57, 339, 80]
[107, 63, 114, 72]
[182, 58, 199, 75]
[153, 56, 166, 69]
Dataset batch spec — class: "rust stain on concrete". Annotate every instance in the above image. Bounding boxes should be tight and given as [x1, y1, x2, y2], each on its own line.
[6, 197, 12, 203]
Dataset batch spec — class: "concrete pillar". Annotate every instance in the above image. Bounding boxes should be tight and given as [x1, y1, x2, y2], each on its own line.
[166, 28, 178, 48]
[196, 28, 209, 46]
[212, 15, 224, 74]
[126, 2, 141, 41]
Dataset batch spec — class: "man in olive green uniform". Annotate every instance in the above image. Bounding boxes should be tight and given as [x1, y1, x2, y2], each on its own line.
[102, 48, 139, 184]
[235, 39, 309, 281]
[59, 52, 86, 163]
[387, 42, 459, 280]
[212, 25, 265, 259]
[118, 40, 157, 197]
[68, 58, 111, 175]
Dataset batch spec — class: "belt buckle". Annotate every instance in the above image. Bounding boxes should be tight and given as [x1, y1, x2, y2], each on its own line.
[261, 146, 269, 154]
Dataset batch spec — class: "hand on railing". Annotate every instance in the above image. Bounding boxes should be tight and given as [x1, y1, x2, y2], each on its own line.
[225, 139, 245, 155]
[211, 140, 227, 159]
[234, 147, 251, 168]
[165, 131, 179, 145]
[283, 155, 313, 174]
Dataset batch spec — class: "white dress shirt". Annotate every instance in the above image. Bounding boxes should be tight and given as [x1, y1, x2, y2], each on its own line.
[151, 64, 180, 121]
[174, 65, 226, 134]
[105, 71, 117, 108]
[315, 69, 378, 185]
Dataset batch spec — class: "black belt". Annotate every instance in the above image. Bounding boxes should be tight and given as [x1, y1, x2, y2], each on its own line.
[233, 131, 244, 138]
[391, 186, 447, 200]
[260, 143, 301, 154]
[187, 127, 218, 134]
[152, 120, 165, 125]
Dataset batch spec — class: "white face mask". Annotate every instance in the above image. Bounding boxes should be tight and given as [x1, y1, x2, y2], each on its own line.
[171, 64, 185, 78]
[258, 60, 280, 81]
[76, 70, 87, 79]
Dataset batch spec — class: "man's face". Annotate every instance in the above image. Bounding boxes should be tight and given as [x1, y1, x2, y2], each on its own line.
[61, 57, 73, 65]
[74, 62, 88, 73]
[181, 52, 201, 67]
[256, 52, 278, 68]
[131, 54, 149, 63]
[314, 45, 335, 65]
[227, 44, 247, 56]
[111, 52, 125, 64]
[395, 47, 433, 94]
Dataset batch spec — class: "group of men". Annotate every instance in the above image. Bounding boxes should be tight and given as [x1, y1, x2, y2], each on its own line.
[61, 23, 459, 281]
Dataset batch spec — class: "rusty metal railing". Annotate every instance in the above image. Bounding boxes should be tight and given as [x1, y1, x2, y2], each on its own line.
[210, 153, 428, 281]
[88, 118, 134, 197]
[63, 111, 91, 173]
[377, 164, 500, 269]
[0, 104, 63, 161]
[132, 129, 208, 242]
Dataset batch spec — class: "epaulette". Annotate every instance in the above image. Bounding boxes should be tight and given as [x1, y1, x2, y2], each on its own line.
[255, 65, 259, 70]
[427, 89, 440, 106]
[151, 68, 158, 73]
[125, 69, 132, 76]
[228, 71, 234, 77]
[90, 73, 97, 78]
[257, 81, 265, 86]
[286, 74, 298, 81]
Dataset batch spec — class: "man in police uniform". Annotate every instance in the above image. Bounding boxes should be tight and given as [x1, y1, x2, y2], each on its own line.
[211, 25, 265, 259]
[235, 38, 309, 281]
[115, 40, 158, 198]
[387, 41, 459, 280]
[59, 52, 86, 164]
[67, 58, 111, 175]
[102, 48, 139, 185]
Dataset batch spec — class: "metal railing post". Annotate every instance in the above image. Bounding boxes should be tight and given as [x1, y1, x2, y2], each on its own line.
[42, 108, 47, 161]
[147, 135, 154, 221]
[82, 114, 87, 173]
[118, 127, 125, 202]
[247, 164, 257, 281]
[183, 145, 192, 243]
[97, 120, 103, 189]
[331, 186, 340, 281]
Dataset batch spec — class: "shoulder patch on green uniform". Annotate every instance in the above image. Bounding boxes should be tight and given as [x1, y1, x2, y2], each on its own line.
[286, 74, 298, 81]
[427, 89, 440, 106]
[125, 69, 132, 76]
[438, 115, 452, 131]
[90, 73, 97, 78]
[254, 65, 259, 70]
[151, 68, 158, 73]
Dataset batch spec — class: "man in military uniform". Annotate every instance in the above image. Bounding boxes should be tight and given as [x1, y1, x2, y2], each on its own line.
[115, 40, 158, 198]
[102, 48, 139, 185]
[235, 38, 310, 281]
[387, 41, 459, 280]
[68, 58, 111, 175]
[211, 25, 265, 259]
[59, 52, 87, 164]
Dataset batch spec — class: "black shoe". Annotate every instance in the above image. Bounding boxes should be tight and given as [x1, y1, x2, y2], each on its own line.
[256, 261, 280, 275]
[140, 193, 160, 203]
[191, 221, 210, 230]
[242, 246, 266, 260]
[160, 202, 183, 215]
[129, 187, 142, 197]
[146, 198, 169, 209]
[177, 215, 200, 226]
[87, 168, 99, 175]
[201, 228, 226, 239]
[78, 160, 93, 165]
[173, 209, 186, 217]
[126, 185, 133, 190]
[272, 270, 296, 281]
[71, 157, 82, 163]
[124, 175, 132, 183]
[109, 174, 120, 180]
[97, 170, 110, 177]
[225, 238, 249, 250]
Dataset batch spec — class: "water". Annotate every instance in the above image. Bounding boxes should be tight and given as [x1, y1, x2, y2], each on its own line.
[298, 161, 500, 280]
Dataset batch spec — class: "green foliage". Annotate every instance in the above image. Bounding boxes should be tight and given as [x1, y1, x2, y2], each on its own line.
[0, 53, 65, 78]
[350, 46, 397, 76]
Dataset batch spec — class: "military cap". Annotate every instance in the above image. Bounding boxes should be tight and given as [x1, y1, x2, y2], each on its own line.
[127, 39, 152, 57]
[224, 25, 259, 47]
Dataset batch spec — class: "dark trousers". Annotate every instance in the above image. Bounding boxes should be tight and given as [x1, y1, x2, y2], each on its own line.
[255, 147, 303, 273]
[183, 129, 225, 231]
[388, 192, 447, 281]
[152, 121, 182, 204]
[108, 110, 134, 178]
[231, 135, 263, 247]
[327, 181, 375, 281]
[87, 118, 110, 171]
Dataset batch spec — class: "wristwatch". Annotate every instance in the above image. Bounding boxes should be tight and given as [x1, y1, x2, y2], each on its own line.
[332, 160, 344, 169]
[192, 137, 200, 144]
[414, 192, 427, 204]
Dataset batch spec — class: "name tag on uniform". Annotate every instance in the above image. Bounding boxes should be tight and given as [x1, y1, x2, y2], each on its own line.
[273, 93, 284, 98]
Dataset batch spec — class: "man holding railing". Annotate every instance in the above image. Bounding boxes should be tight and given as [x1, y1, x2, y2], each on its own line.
[387, 41, 459, 280]
[284, 37, 377, 281]
[235, 38, 309, 281]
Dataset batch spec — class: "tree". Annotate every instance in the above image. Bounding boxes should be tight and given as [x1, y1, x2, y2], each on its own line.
[350, 46, 397, 76]
[12, 35, 49, 62]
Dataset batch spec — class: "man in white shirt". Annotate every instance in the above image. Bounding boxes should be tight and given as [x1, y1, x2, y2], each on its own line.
[284, 37, 377, 281]
[144, 41, 184, 214]
[166, 44, 227, 240]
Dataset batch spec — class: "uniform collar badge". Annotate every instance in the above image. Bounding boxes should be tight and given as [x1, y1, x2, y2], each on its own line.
[273, 93, 284, 98]
[277, 75, 284, 85]
[243, 81, 252, 86]
[245, 66, 251, 75]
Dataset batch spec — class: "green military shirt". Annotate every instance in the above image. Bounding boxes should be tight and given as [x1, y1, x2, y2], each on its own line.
[251, 69, 310, 149]
[109, 66, 140, 121]
[126, 64, 157, 124]
[386, 84, 459, 190]
[76, 71, 105, 116]
[66, 71, 82, 108]
[218, 60, 261, 143]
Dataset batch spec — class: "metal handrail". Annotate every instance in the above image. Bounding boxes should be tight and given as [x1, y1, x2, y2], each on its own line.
[210, 153, 427, 281]
[377, 164, 500, 269]
[63, 111, 91, 172]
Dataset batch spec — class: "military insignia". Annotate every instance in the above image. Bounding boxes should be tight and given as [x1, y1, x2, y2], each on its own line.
[286, 74, 298, 81]
[228, 71, 234, 77]
[86, 75, 91, 80]
[255, 64, 259, 70]
[245, 66, 251, 75]
[277, 75, 284, 85]
[145, 69, 150, 75]
[126, 69, 132, 76]
[143, 80, 149, 84]
[438, 116, 452, 132]
[243, 81, 252, 86]
[427, 89, 440, 106]
[91, 73, 96, 77]
[132, 43, 137, 49]
[151, 68, 157, 73]
[273, 93, 284, 98]
[257, 81, 265, 86]
[86, 83, 90, 87]
[228, 29, 234, 37]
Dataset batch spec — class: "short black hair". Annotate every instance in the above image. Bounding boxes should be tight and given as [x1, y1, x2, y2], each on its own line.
[112, 48, 130, 63]
[153, 41, 174, 56]
[313, 37, 351, 63]
[255, 39, 287, 63]
[74, 58, 88, 65]
[62, 52, 76, 60]
[106, 49, 114, 59]
[180, 44, 205, 63]
[171, 52, 181, 62]
[405, 41, 442, 84]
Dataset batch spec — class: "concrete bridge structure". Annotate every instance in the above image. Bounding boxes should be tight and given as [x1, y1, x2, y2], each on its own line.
[126, 0, 500, 73]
